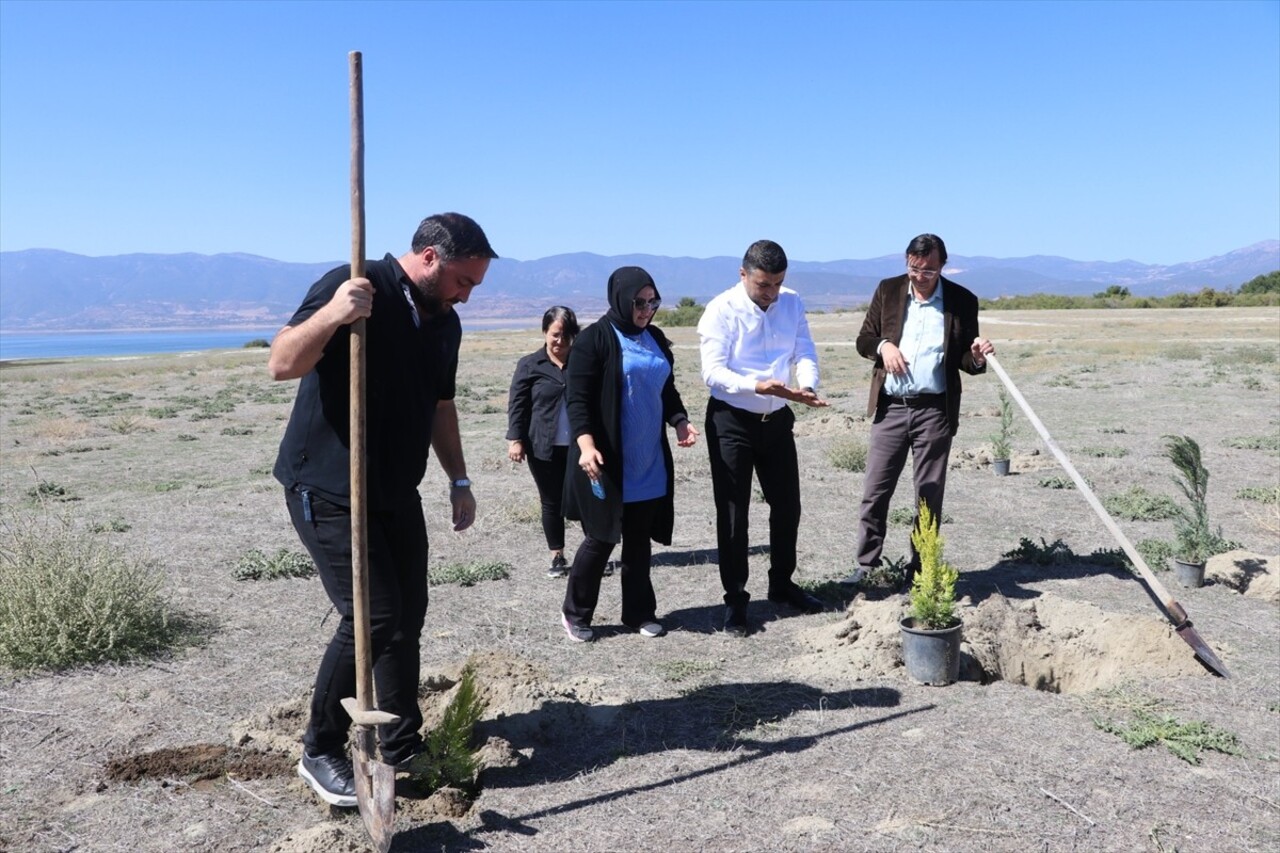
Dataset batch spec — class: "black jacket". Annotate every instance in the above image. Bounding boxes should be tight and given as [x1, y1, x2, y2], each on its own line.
[561, 320, 689, 545]
[505, 347, 568, 461]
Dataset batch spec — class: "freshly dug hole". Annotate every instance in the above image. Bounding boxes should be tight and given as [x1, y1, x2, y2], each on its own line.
[796, 591, 1211, 693]
[961, 594, 1209, 692]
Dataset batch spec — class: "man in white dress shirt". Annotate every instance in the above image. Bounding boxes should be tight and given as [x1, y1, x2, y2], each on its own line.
[698, 240, 829, 637]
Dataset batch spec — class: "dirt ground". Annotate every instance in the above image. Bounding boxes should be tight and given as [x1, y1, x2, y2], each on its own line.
[1, 307, 1278, 852]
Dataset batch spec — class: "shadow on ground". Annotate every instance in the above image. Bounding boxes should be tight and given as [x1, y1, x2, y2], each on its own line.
[391, 682, 922, 851]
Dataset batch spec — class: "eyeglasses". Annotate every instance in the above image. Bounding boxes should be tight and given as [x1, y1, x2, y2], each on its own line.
[906, 265, 941, 279]
[632, 297, 662, 311]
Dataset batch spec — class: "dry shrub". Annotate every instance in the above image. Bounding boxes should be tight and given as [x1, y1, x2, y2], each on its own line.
[0, 509, 178, 671]
[31, 416, 94, 441]
[827, 436, 868, 472]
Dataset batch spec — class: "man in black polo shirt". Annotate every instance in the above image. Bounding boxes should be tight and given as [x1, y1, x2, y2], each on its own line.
[269, 212, 496, 808]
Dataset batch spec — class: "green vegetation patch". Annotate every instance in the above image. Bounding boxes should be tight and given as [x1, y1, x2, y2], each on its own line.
[27, 480, 78, 503]
[888, 506, 953, 525]
[1038, 475, 1076, 489]
[232, 548, 315, 581]
[657, 297, 705, 327]
[827, 437, 868, 472]
[0, 512, 179, 671]
[429, 560, 511, 587]
[1102, 486, 1180, 521]
[1236, 486, 1280, 504]
[1095, 711, 1243, 765]
[1080, 445, 1129, 458]
[1136, 538, 1175, 572]
[1226, 434, 1280, 453]
[656, 659, 722, 684]
[1002, 537, 1128, 569]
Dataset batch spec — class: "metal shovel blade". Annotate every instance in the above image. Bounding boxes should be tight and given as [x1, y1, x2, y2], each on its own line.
[349, 724, 396, 853]
[1176, 623, 1232, 677]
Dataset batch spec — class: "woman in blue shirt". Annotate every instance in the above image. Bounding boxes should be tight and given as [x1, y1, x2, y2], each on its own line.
[560, 267, 698, 642]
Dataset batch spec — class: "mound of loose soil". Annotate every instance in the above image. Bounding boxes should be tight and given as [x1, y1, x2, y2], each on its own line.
[1207, 550, 1277, 602]
[790, 589, 1208, 693]
[104, 744, 293, 783]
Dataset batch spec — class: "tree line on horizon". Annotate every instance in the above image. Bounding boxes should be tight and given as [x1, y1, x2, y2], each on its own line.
[655, 271, 1280, 325]
[977, 269, 1278, 311]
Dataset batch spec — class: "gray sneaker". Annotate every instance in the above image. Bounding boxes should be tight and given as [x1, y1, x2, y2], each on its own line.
[298, 748, 357, 808]
[562, 613, 593, 643]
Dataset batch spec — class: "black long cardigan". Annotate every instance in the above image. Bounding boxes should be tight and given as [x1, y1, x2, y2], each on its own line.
[561, 319, 690, 545]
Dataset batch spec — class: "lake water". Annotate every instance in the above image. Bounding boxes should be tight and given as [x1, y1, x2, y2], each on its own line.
[0, 329, 283, 361]
[0, 318, 544, 362]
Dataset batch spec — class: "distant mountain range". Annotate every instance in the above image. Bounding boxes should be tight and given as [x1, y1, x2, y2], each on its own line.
[1, 241, 1276, 330]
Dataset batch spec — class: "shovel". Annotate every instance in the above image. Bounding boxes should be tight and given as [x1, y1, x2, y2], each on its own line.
[985, 354, 1230, 678]
[336, 50, 400, 852]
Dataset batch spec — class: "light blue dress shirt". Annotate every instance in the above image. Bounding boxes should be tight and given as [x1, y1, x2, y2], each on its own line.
[884, 286, 946, 396]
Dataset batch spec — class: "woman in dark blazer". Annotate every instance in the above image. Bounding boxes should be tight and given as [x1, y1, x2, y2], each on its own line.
[559, 267, 698, 642]
[506, 305, 581, 578]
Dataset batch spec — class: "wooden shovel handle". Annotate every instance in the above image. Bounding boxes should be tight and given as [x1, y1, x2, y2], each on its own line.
[985, 354, 1189, 625]
[348, 51, 375, 714]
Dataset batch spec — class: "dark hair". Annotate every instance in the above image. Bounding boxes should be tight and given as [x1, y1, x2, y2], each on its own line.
[541, 305, 580, 339]
[410, 212, 498, 260]
[905, 233, 947, 265]
[742, 239, 788, 275]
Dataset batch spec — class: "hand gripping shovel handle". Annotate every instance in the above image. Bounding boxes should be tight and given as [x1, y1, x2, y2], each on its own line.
[985, 354, 1229, 678]
[342, 50, 398, 853]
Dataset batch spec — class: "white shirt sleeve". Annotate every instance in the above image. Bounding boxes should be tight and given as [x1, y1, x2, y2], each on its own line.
[792, 305, 820, 391]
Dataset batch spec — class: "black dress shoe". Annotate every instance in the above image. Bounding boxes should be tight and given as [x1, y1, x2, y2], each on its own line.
[298, 748, 357, 808]
[768, 586, 825, 615]
[723, 604, 749, 638]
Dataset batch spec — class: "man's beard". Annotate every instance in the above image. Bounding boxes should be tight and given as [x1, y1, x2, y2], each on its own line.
[410, 267, 447, 316]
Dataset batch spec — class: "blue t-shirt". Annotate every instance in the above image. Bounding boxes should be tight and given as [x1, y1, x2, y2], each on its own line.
[614, 326, 669, 503]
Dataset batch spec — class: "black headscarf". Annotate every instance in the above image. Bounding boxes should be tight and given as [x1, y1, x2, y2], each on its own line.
[604, 266, 661, 336]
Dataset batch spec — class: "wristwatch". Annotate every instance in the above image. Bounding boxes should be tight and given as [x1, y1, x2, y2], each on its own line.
[450, 478, 471, 489]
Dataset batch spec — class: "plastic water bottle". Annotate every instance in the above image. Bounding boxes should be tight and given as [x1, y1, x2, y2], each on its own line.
[590, 478, 605, 500]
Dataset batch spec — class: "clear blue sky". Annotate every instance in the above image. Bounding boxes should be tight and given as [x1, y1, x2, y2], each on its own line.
[1, 0, 1276, 265]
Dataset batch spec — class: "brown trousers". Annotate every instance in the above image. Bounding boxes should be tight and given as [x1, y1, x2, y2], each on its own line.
[855, 396, 952, 568]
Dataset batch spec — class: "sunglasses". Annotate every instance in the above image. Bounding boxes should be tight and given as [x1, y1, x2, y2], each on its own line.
[632, 297, 662, 311]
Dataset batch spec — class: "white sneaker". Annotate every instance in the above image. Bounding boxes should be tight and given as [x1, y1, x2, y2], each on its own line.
[838, 567, 869, 586]
[638, 621, 664, 638]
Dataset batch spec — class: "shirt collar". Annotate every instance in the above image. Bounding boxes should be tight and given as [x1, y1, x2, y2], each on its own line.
[909, 281, 943, 306]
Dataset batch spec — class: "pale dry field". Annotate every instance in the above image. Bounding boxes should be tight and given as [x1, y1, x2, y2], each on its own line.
[1, 307, 1278, 853]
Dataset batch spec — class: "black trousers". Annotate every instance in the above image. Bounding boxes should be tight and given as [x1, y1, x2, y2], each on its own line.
[856, 397, 952, 568]
[285, 487, 428, 765]
[563, 497, 660, 629]
[705, 398, 801, 608]
[526, 445, 569, 551]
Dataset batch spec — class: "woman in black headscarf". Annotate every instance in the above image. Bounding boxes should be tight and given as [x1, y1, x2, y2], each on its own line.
[559, 267, 698, 642]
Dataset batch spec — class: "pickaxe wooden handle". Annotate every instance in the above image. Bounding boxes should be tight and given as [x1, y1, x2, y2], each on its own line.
[986, 353, 1229, 678]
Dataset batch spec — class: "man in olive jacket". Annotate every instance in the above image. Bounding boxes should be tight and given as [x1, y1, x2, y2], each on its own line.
[844, 233, 994, 586]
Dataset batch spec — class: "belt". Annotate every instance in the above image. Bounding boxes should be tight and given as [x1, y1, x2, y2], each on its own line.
[881, 392, 945, 406]
[712, 397, 784, 421]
